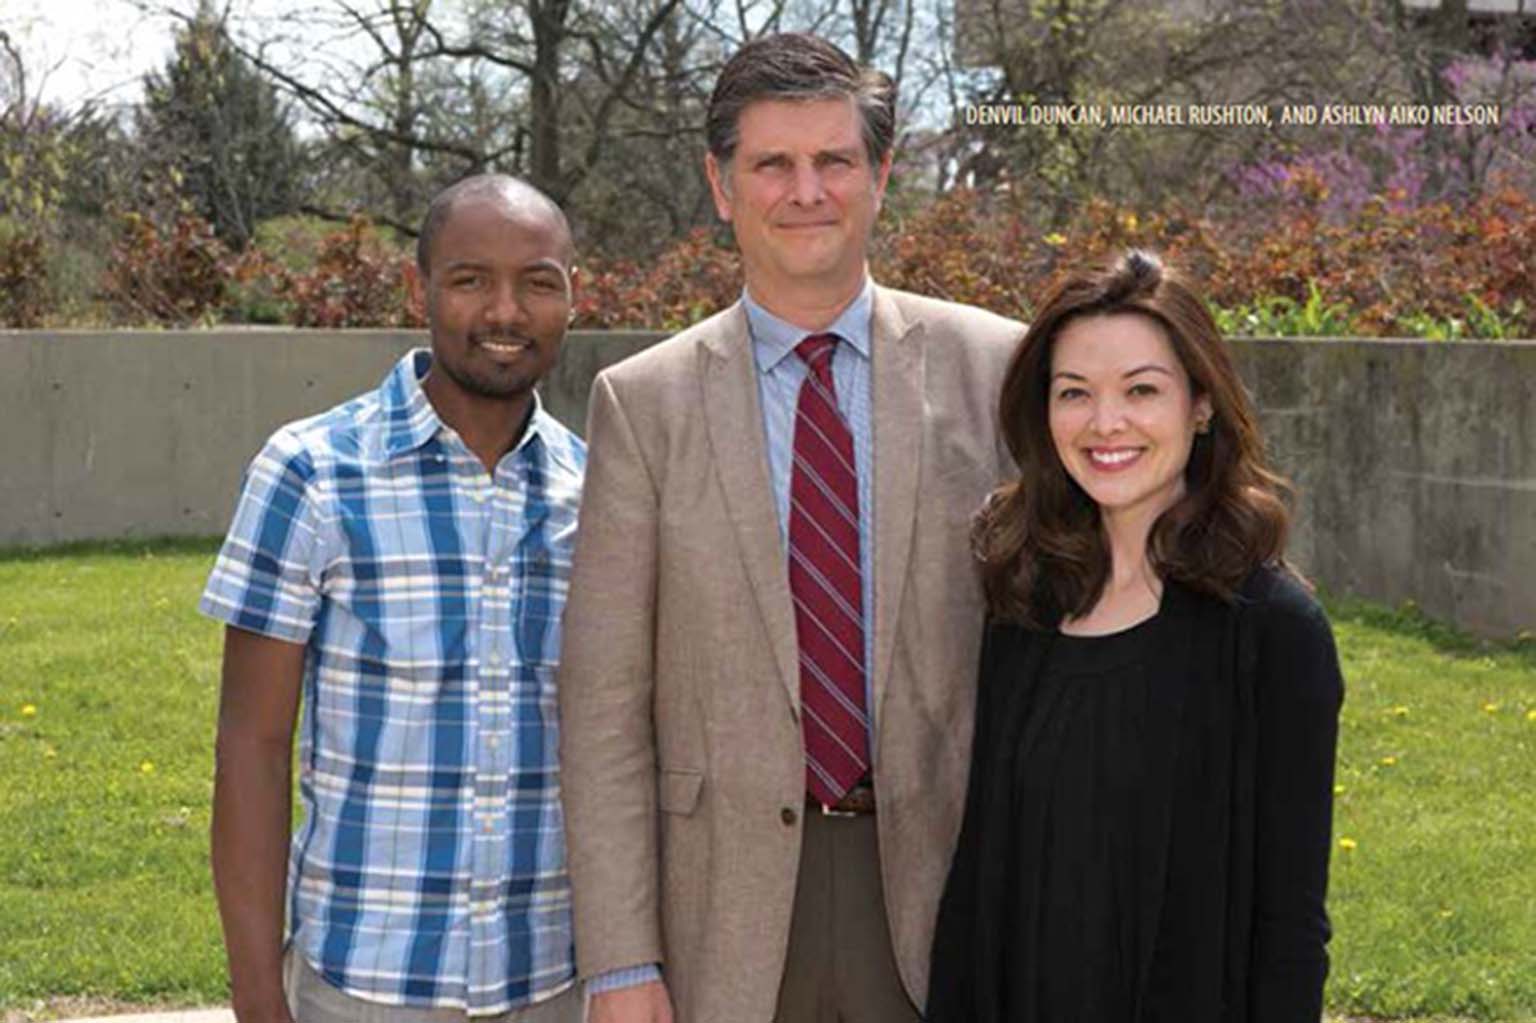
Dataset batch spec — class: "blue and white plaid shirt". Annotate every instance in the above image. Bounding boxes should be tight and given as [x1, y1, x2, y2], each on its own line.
[200, 349, 585, 1015]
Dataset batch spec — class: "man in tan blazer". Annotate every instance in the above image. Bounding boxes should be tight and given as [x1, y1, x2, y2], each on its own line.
[558, 33, 1026, 1023]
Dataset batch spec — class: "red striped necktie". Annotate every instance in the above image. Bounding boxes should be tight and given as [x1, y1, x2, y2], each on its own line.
[787, 332, 869, 806]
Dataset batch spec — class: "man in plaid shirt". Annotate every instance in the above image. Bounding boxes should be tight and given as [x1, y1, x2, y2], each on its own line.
[203, 174, 585, 1023]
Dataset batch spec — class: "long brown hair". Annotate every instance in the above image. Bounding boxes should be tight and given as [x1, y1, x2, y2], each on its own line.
[976, 250, 1294, 626]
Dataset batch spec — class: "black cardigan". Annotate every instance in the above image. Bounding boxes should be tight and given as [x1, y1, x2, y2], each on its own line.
[927, 566, 1343, 1023]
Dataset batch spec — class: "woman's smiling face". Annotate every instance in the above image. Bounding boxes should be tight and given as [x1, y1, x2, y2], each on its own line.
[1047, 312, 1211, 524]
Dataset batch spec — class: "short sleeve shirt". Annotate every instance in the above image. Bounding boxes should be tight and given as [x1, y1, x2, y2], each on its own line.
[200, 349, 585, 1014]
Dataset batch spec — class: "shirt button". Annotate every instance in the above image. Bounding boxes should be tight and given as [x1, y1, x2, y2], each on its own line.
[780, 806, 798, 827]
[482, 819, 494, 833]
[486, 735, 500, 749]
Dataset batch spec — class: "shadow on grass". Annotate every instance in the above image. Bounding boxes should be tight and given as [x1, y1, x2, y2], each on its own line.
[1321, 587, 1536, 670]
[0, 535, 223, 563]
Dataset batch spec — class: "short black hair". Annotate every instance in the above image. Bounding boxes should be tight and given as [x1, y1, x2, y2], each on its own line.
[415, 174, 573, 273]
[705, 33, 896, 169]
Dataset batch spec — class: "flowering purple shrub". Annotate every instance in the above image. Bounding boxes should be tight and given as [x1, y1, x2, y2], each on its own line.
[1234, 54, 1536, 216]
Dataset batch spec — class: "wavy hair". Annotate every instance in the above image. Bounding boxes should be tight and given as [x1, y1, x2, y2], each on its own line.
[976, 250, 1296, 626]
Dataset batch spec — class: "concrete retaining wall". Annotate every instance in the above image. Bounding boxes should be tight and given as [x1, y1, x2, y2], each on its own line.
[3, 329, 1532, 638]
[1240, 338, 1536, 640]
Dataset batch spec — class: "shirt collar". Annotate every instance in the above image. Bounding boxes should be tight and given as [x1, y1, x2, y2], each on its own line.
[378, 349, 442, 458]
[743, 278, 874, 372]
[378, 348, 557, 467]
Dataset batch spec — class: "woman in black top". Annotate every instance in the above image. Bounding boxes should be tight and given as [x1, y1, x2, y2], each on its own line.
[927, 251, 1343, 1023]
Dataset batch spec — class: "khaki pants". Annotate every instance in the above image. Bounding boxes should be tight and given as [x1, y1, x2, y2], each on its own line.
[283, 950, 583, 1023]
[773, 809, 922, 1023]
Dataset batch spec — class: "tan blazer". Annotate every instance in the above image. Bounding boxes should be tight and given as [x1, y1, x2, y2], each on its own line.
[557, 285, 1025, 1022]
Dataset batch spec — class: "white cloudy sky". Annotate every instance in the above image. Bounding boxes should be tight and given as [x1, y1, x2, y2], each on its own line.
[5, 0, 180, 109]
[3, 0, 344, 112]
[7, 0, 458, 123]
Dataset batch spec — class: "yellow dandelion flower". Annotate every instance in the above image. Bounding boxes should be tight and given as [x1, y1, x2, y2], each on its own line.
[139, 760, 156, 775]
[43, 746, 58, 759]
[1338, 837, 1357, 852]
[1526, 709, 1536, 722]
[1438, 908, 1455, 919]
[1482, 702, 1499, 713]
[1387, 705, 1410, 717]
[1333, 784, 1347, 796]
[20, 704, 37, 718]
[1043, 232, 1068, 246]
[1379, 755, 1397, 767]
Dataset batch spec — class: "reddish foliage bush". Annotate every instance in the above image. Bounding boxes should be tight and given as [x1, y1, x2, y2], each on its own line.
[84, 185, 1536, 338]
[1204, 178, 1536, 335]
[278, 218, 423, 328]
[570, 185, 1534, 338]
[0, 227, 49, 328]
[576, 228, 743, 331]
[872, 192, 1236, 321]
[876, 189, 1038, 317]
[103, 209, 233, 325]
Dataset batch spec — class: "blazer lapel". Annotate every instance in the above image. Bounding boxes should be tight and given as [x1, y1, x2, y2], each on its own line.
[700, 304, 802, 711]
[868, 286, 924, 737]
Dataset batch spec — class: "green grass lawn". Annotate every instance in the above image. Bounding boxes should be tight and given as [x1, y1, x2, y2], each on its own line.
[1, 540, 1533, 1019]
[1326, 599, 1536, 1021]
[0, 540, 228, 1015]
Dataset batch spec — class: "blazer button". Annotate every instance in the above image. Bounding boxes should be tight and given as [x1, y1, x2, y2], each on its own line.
[780, 806, 798, 826]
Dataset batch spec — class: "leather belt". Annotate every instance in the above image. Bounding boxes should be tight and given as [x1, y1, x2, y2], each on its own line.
[807, 782, 876, 817]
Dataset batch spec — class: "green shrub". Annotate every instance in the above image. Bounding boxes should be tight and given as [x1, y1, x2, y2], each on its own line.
[1214, 282, 1360, 338]
[250, 215, 340, 274]
[43, 231, 112, 327]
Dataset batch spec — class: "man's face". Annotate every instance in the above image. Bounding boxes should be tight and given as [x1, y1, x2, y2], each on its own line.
[706, 96, 891, 304]
[419, 194, 572, 407]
